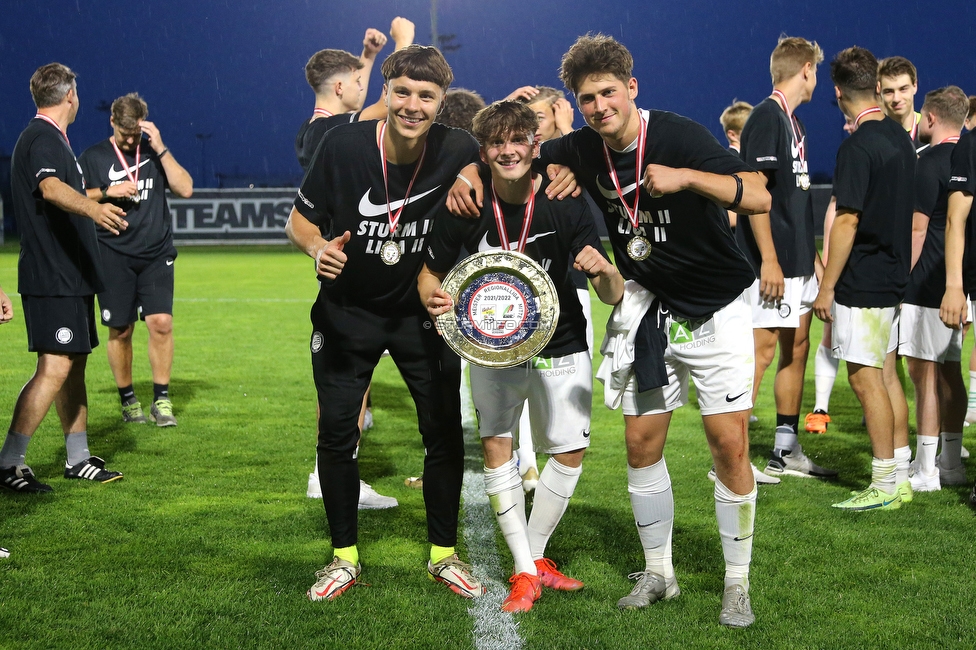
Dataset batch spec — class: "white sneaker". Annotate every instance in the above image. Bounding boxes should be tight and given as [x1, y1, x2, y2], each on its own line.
[936, 456, 968, 486]
[359, 480, 398, 509]
[908, 460, 940, 492]
[962, 445, 970, 459]
[707, 464, 780, 485]
[0, 547, 9, 559]
[427, 554, 486, 598]
[521, 466, 540, 493]
[307, 471, 322, 499]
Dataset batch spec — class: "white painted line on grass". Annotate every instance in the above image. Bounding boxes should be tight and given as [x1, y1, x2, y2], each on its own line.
[459, 367, 524, 650]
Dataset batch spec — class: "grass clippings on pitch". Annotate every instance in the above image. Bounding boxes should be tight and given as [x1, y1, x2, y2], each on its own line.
[0, 244, 974, 650]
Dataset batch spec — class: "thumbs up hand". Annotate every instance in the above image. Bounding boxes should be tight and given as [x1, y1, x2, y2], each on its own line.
[315, 231, 351, 280]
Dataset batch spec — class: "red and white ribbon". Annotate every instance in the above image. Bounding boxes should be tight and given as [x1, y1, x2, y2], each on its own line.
[378, 120, 427, 240]
[601, 111, 647, 233]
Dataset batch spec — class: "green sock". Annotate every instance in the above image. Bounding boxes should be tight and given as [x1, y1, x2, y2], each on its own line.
[334, 545, 359, 565]
[430, 544, 455, 564]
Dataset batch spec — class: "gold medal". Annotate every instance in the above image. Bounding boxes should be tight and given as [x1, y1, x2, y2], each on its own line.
[799, 173, 810, 191]
[626, 236, 652, 261]
[380, 240, 401, 266]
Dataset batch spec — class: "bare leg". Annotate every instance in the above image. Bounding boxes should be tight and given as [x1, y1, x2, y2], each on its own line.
[9, 353, 75, 436]
[106, 325, 135, 388]
[145, 314, 173, 385]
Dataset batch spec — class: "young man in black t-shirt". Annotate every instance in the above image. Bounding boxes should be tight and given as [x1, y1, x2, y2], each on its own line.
[737, 36, 837, 478]
[420, 101, 623, 613]
[295, 18, 415, 171]
[79, 93, 193, 428]
[1, 63, 127, 494]
[450, 34, 771, 628]
[878, 56, 925, 152]
[813, 46, 916, 511]
[940, 112, 976, 508]
[286, 45, 485, 602]
[898, 87, 970, 492]
[296, 22, 416, 510]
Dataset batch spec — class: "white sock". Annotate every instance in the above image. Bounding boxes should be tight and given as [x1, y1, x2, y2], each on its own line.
[774, 425, 797, 454]
[628, 459, 674, 581]
[714, 478, 756, 590]
[484, 455, 535, 575]
[916, 435, 939, 473]
[940, 431, 964, 469]
[893, 445, 910, 485]
[968, 371, 976, 411]
[528, 458, 582, 560]
[870, 457, 897, 494]
[515, 405, 538, 475]
[814, 343, 839, 413]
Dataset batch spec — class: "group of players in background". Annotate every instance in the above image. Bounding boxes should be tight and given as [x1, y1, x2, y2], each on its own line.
[4, 14, 976, 630]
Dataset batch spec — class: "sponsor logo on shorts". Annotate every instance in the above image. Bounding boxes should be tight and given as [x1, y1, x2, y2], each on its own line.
[55, 327, 74, 344]
[310, 331, 324, 353]
[777, 302, 792, 319]
[669, 319, 715, 350]
[582, 429, 590, 438]
[530, 355, 578, 377]
[726, 391, 749, 403]
[102, 309, 112, 322]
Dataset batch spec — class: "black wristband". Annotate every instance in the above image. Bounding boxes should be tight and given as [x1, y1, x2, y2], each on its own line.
[158, 148, 169, 159]
[100, 187, 108, 201]
[727, 174, 743, 211]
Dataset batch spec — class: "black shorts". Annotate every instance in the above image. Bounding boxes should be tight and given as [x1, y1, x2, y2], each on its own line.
[97, 250, 175, 328]
[22, 294, 98, 354]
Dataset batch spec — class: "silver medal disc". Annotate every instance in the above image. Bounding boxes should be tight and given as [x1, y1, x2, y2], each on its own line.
[626, 236, 652, 261]
[380, 240, 401, 266]
[799, 173, 811, 191]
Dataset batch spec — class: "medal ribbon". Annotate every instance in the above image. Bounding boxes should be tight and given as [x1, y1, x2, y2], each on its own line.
[34, 113, 70, 149]
[110, 138, 141, 189]
[854, 106, 883, 128]
[313, 108, 334, 119]
[378, 120, 427, 241]
[602, 110, 647, 233]
[489, 176, 536, 253]
[941, 136, 960, 145]
[910, 112, 919, 141]
[772, 90, 805, 163]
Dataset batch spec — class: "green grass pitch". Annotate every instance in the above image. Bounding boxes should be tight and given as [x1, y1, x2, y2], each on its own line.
[0, 243, 974, 649]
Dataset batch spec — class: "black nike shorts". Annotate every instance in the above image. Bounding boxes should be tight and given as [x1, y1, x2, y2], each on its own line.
[97, 250, 175, 328]
[22, 294, 98, 355]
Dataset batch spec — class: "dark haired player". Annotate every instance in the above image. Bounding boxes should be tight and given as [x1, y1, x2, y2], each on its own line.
[295, 17, 415, 170]
[286, 45, 485, 601]
[877, 56, 924, 151]
[900, 86, 970, 492]
[420, 100, 623, 613]
[940, 104, 976, 508]
[736, 36, 836, 478]
[79, 93, 193, 428]
[450, 34, 771, 628]
[1, 63, 126, 493]
[296, 20, 415, 510]
[813, 46, 916, 510]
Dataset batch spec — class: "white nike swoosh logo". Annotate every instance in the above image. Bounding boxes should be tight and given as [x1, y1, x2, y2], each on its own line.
[108, 158, 151, 182]
[791, 139, 800, 159]
[595, 175, 638, 201]
[358, 185, 441, 217]
[477, 230, 555, 253]
[166, 260, 174, 266]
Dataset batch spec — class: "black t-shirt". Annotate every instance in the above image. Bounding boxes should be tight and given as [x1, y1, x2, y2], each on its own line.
[426, 166, 607, 357]
[294, 120, 480, 315]
[905, 142, 955, 307]
[539, 109, 756, 321]
[79, 138, 177, 260]
[736, 98, 815, 278]
[832, 116, 916, 308]
[295, 113, 359, 172]
[948, 130, 976, 296]
[11, 118, 102, 296]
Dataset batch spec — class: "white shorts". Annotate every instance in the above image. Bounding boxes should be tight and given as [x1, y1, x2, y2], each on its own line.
[622, 291, 755, 417]
[749, 274, 817, 329]
[469, 350, 592, 455]
[898, 303, 963, 363]
[831, 303, 899, 368]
